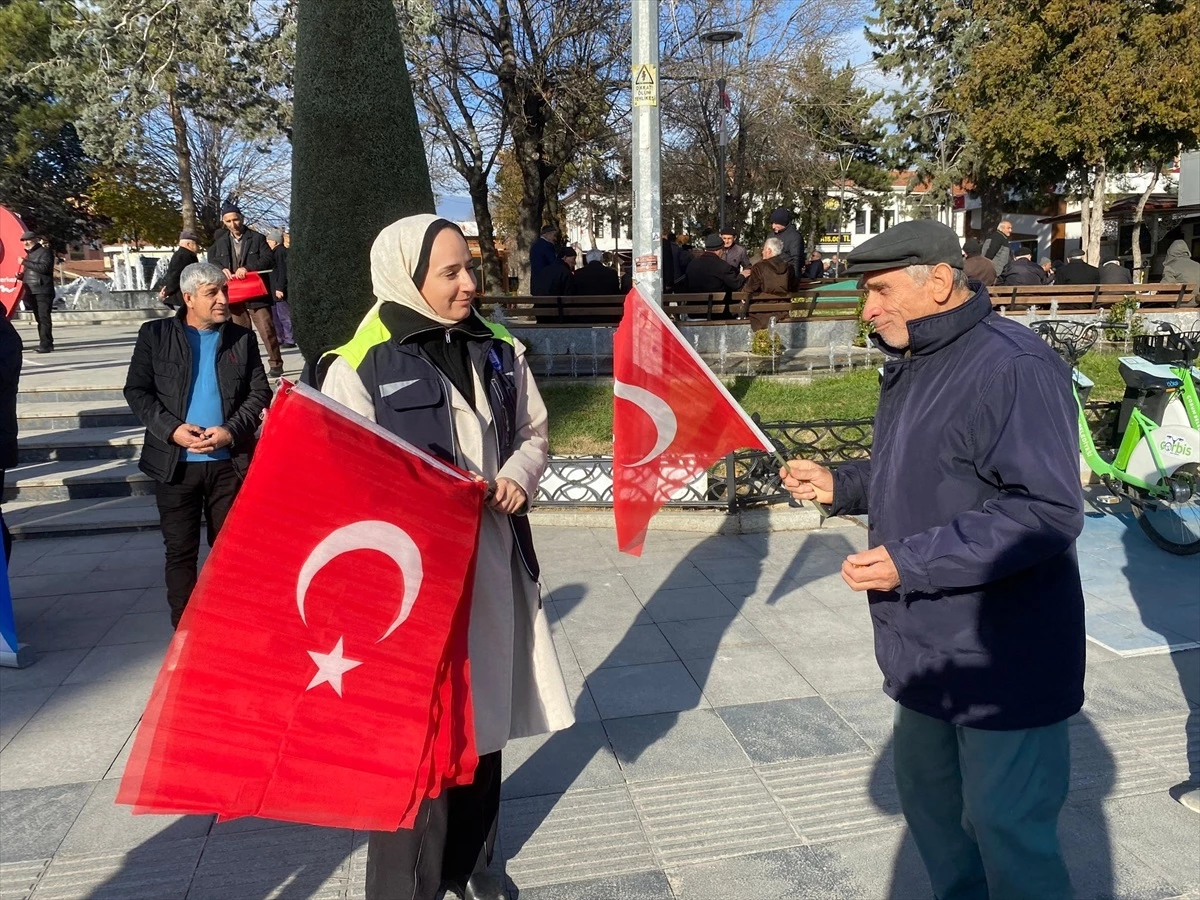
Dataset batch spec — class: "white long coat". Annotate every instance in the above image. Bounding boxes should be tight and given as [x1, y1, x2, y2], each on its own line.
[323, 333, 574, 754]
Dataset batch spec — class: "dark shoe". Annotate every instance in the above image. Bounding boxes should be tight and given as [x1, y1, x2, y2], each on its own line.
[280, 342, 297, 349]
[268, 366, 284, 378]
[449, 872, 507, 900]
[35, 347, 52, 354]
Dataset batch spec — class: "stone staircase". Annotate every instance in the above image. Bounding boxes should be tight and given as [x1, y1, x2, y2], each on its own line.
[4, 383, 158, 539]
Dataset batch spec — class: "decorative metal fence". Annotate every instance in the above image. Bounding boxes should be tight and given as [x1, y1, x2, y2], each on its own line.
[535, 403, 1122, 513]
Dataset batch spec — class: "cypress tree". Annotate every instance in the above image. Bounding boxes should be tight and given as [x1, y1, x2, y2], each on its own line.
[289, 0, 434, 361]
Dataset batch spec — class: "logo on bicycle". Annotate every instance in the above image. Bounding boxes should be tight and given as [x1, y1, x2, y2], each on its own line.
[1159, 435, 1194, 458]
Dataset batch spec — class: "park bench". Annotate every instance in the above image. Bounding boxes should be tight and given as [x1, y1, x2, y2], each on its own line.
[986, 282, 1196, 312]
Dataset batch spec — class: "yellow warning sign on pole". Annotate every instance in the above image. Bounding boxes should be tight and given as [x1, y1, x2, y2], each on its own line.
[633, 63, 657, 107]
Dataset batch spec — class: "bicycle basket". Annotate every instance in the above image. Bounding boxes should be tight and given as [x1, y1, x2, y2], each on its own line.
[1134, 332, 1200, 365]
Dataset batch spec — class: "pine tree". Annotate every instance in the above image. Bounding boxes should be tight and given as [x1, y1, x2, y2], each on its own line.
[288, 0, 434, 360]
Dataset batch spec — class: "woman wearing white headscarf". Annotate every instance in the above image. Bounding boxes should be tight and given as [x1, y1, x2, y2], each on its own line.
[322, 215, 574, 900]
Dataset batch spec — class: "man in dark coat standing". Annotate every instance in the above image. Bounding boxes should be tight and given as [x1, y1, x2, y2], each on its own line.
[158, 231, 200, 309]
[263, 227, 295, 347]
[1055, 252, 1101, 285]
[530, 226, 559, 280]
[572, 249, 621, 295]
[980, 219, 1013, 278]
[782, 220, 1084, 900]
[999, 245, 1049, 286]
[685, 233, 746, 318]
[124, 262, 271, 627]
[531, 246, 576, 298]
[207, 203, 283, 377]
[18, 231, 55, 353]
[768, 208, 804, 280]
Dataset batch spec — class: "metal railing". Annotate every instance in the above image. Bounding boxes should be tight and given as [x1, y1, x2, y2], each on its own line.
[535, 407, 1121, 512]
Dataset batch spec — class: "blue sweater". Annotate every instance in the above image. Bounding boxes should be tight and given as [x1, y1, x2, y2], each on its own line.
[832, 286, 1085, 730]
[183, 327, 231, 462]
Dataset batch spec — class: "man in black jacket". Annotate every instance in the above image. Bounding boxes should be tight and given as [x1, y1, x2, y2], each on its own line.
[531, 246, 576, 297]
[999, 244, 1048, 286]
[1055, 251, 1101, 285]
[18, 231, 55, 353]
[158, 231, 200, 309]
[685, 233, 746, 318]
[1098, 254, 1133, 284]
[572, 249, 621, 295]
[264, 227, 295, 347]
[768, 207, 805, 280]
[782, 220, 1083, 900]
[207, 203, 283, 377]
[125, 262, 271, 627]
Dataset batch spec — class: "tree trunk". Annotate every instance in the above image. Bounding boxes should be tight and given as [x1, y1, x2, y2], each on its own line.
[1130, 162, 1161, 284]
[1084, 160, 1107, 267]
[166, 89, 197, 235]
[467, 175, 505, 294]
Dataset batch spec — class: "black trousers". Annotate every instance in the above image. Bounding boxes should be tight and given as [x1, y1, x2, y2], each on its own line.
[154, 460, 240, 627]
[30, 293, 54, 350]
[365, 751, 502, 900]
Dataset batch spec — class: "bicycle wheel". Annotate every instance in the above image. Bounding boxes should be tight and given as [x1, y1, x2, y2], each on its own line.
[1132, 463, 1200, 554]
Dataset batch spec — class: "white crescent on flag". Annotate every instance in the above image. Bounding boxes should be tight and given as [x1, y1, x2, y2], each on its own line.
[614, 379, 678, 466]
[296, 520, 424, 642]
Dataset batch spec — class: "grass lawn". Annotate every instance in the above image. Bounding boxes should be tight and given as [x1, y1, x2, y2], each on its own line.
[541, 352, 1124, 456]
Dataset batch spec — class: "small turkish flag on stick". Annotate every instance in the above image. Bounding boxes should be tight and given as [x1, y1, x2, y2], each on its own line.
[117, 382, 488, 831]
[613, 287, 777, 555]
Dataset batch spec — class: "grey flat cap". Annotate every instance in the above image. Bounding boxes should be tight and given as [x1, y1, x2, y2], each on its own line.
[845, 220, 964, 276]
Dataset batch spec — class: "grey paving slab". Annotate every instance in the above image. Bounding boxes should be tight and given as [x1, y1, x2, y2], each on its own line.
[511, 870, 674, 900]
[682, 646, 818, 707]
[745, 603, 869, 649]
[620, 562, 713, 600]
[38, 589, 146, 622]
[29, 839, 205, 900]
[657, 616, 769, 659]
[96, 612, 175, 647]
[0, 650, 88, 691]
[15, 552, 112, 578]
[821, 689, 897, 752]
[809, 828, 933, 900]
[8, 567, 161, 601]
[0, 725, 132, 791]
[0, 782, 95, 863]
[186, 824, 355, 900]
[17, 614, 123, 654]
[19, 680, 151, 736]
[1084, 791, 1200, 895]
[61, 640, 166, 686]
[56, 780, 212, 855]
[586, 661, 706, 719]
[602, 709, 750, 782]
[0, 688, 53, 751]
[628, 769, 798, 867]
[757, 752, 903, 843]
[665, 843, 865, 900]
[1058, 802, 1183, 900]
[640, 585, 739, 623]
[502, 788, 657, 889]
[558, 658, 602, 724]
[501, 722, 624, 800]
[0, 859, 48, 900]
[717, 698, 871, 766]
[566, 623, 679, 673]
[777, 640, 885, 695]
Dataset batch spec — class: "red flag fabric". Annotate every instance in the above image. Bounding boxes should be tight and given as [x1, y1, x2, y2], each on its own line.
[117, 382, 488, 831]
[613, 287, 774, 555]
[224, 271, 269, 304]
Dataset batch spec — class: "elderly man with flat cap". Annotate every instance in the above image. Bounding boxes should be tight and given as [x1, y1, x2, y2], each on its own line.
[782, 220, 1085, 900]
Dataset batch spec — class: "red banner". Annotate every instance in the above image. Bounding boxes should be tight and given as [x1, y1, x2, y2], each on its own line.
[612, 288, 773, 555]
[0, 206, 30, 317]
[118, 382, 487, 830]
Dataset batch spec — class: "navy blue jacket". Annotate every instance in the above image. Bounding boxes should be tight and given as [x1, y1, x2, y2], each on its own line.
[831, 286, 1085, 730]
[530, 237, 558, 279]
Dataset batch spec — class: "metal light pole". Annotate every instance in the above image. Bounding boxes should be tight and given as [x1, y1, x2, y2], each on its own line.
[632, 1, 662, 304]
[833, 142, 854, 277]
[700, 29, 742, 234]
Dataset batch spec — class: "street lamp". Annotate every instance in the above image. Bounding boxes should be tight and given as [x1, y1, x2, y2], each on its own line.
[699, 28, 743, 233]
[829, 140, 855, 276]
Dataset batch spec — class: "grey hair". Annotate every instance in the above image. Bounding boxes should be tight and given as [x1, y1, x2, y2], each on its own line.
[906, 264, 969, 293]
[763, 236, 784, 256]
[585, 248, 604, 264]
[179, 262, 227, 297]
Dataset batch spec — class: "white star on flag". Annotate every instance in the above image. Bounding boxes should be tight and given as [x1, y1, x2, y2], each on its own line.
[306, 637, 362, 697]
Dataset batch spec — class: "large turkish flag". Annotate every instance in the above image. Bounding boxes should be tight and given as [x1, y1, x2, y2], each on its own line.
[613, 288, 774, 555]
[118, 383, 488, 830]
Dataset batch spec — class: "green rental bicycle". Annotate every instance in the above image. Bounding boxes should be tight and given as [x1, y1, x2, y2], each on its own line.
[1034, 320, 1200, 555]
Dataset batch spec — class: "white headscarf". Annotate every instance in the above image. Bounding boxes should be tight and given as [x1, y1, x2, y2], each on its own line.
[356, 214, 463, 331]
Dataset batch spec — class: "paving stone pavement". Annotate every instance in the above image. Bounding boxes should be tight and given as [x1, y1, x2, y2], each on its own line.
[1, 520, 1197, 900]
